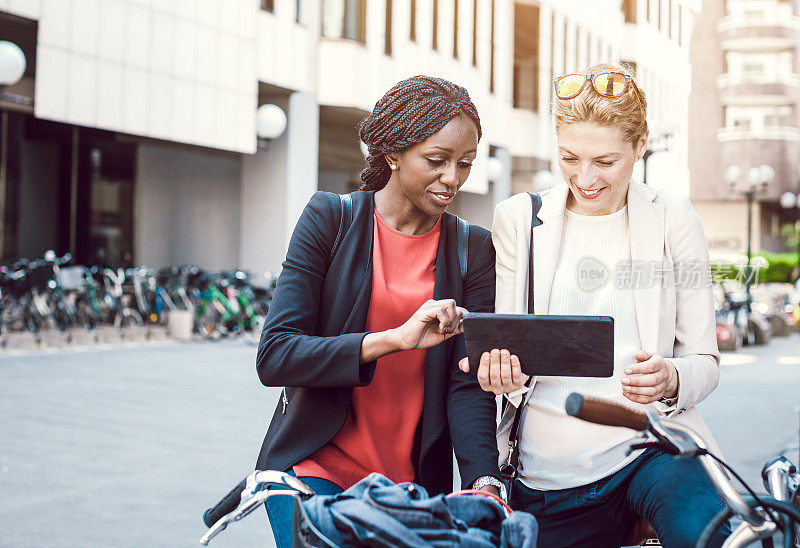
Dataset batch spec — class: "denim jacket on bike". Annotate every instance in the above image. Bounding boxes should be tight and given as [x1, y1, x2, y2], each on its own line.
[302, 473, 538, 547]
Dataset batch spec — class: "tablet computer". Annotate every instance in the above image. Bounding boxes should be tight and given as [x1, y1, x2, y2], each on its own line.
[462, 313, 614, 378]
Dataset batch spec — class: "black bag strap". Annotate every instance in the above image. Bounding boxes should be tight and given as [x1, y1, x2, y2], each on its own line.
[329, 195, 468, 279]
[500, 192, 542, 481]
[455, 215, 469, 279]
[527, 193, 542, 314]
[329, 193, 354, 263]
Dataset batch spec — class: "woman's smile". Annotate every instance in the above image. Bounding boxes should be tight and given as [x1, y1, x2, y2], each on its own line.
[574, 186, 605, 200]
[429, 190, 455, 207]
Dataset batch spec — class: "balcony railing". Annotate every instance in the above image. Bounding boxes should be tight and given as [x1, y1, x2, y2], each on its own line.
[718, 14, 799, 52]
[718, 14, 800, 35]
[717, 73, 800, 88]
[716, 73, 800, 105]
[717, 126, 800, 142]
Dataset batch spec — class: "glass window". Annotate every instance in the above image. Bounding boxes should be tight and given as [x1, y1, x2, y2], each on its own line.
[550, 12, 556, 105]
[513, 3, 540, 111]
[321, 0, 366, 42]
[733, 118, 750, 130]
[453, 0, 459, 59]
[433, 0, 439, 50]
[743, 63, 764, 77]
[472, 0, 477, 66]
[410, 0, 416, 41]
[385, 0, 393, 55]
[87, 148, 135, 269]
[622, 0, 637, 23]
[490, 0, 495, 92]
[658, 0, 663, 31]
[668, 0, 673, 38]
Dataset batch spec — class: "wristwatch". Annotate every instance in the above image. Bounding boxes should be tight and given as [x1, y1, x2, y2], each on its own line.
[472, 476, 508, 502]
[659, 394, 678, 407]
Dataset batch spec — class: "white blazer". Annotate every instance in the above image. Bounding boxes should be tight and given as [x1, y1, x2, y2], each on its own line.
[493, 181, 722, 464]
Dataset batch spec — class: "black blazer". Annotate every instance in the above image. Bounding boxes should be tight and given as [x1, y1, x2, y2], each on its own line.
[255, 190, 500, 495]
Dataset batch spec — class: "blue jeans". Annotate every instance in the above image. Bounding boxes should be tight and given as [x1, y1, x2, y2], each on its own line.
[264, 471, 343, 548]
[510, 449, 731, 548]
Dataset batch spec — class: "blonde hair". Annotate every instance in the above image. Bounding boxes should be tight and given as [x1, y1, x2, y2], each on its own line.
[552, 62, 648, 146]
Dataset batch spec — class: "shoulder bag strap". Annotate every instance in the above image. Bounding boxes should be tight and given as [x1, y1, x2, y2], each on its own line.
[284, 192, 354, 415]
[501, 192, 542, 481]
[455, 215, 469, 280]
[328, 193, 354, 263]
[526, 192, 542, 314]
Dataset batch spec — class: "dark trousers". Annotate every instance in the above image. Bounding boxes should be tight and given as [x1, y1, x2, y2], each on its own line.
[511, 449, 731, 548]
[265, 472, 343, 548]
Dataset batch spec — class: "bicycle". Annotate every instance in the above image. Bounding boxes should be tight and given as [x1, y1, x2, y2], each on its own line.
[198, 470, 528, 547]
[101, 267, 143, 329]
[564, 392, 800, 547]
[189, 270, 269, 343]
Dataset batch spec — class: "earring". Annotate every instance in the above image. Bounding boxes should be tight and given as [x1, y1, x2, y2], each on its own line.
[390, 164, 398, 171]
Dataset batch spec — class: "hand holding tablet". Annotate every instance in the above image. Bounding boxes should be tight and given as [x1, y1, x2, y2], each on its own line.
[458, 348, 529, 394]
[459, 313, 615, 394]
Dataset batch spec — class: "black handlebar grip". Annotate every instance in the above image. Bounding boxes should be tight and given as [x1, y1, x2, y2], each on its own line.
[565, 393, 649, 431]
[203, 478, 247, 527]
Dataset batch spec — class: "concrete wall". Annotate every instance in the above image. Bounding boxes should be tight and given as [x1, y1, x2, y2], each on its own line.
[688, 0, 730, 202]
[240, 141, 288, 276]
[256, 3, 316, 94]
[452, 186, 497, 230]
[239, 91, 319, 275]
[135, 143, 241, 270]
[31, 0, 259, 153]
[693, 200, 760, 258]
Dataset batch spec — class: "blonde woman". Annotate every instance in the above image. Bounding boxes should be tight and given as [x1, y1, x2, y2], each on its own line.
[463, 63, 729, 547]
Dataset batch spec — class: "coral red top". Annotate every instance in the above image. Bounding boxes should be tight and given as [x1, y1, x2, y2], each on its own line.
[293, 210, 441, 489]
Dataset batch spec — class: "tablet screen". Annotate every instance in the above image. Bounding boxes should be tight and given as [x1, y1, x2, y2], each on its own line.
[462, 313, 614, 378]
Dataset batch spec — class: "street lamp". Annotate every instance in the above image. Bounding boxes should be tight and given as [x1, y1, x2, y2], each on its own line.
[641, 121, 673, 186]
[0, 40, 26, 259]
[779, 191, 800, 281]
[725, 163, 775, 308]
[0, 40, 26, 95]
[486, 156, 504, 183]
[532, 169, 557, 192]
[256, 103, 287, 149]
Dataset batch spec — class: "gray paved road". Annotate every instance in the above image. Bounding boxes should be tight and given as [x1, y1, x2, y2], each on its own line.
[0, 340, 279, 548]
[697, 333, 800, 490]
[1, 334, 798, 547]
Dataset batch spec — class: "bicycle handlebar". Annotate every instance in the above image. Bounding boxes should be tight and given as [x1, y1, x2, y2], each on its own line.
[564, 393, 649, 431]
[203, 478, 247, 528]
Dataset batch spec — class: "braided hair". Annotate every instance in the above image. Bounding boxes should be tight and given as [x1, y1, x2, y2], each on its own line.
[358, 75, 482, 191]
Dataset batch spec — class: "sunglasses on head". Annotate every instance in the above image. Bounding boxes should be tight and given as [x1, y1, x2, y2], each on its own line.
[554, 72, 646, 116]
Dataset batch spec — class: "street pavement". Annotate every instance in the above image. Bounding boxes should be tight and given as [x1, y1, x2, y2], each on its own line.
[697, 333, 800, 490]
[0, 334, 798, 547]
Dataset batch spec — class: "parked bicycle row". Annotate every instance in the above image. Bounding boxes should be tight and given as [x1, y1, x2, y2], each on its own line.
[714, 282, 800, 352]
[0, 250, 277, 348]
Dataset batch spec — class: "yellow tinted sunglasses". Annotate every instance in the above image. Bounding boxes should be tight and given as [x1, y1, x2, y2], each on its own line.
[554, 72, 645, 116]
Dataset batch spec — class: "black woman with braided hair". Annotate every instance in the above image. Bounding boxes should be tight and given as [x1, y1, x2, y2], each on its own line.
[254, 75, 504, 547]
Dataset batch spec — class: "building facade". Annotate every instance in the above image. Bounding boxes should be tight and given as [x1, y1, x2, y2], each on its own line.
[0, 0, 698, 277]
[689, 0, 800, 258]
